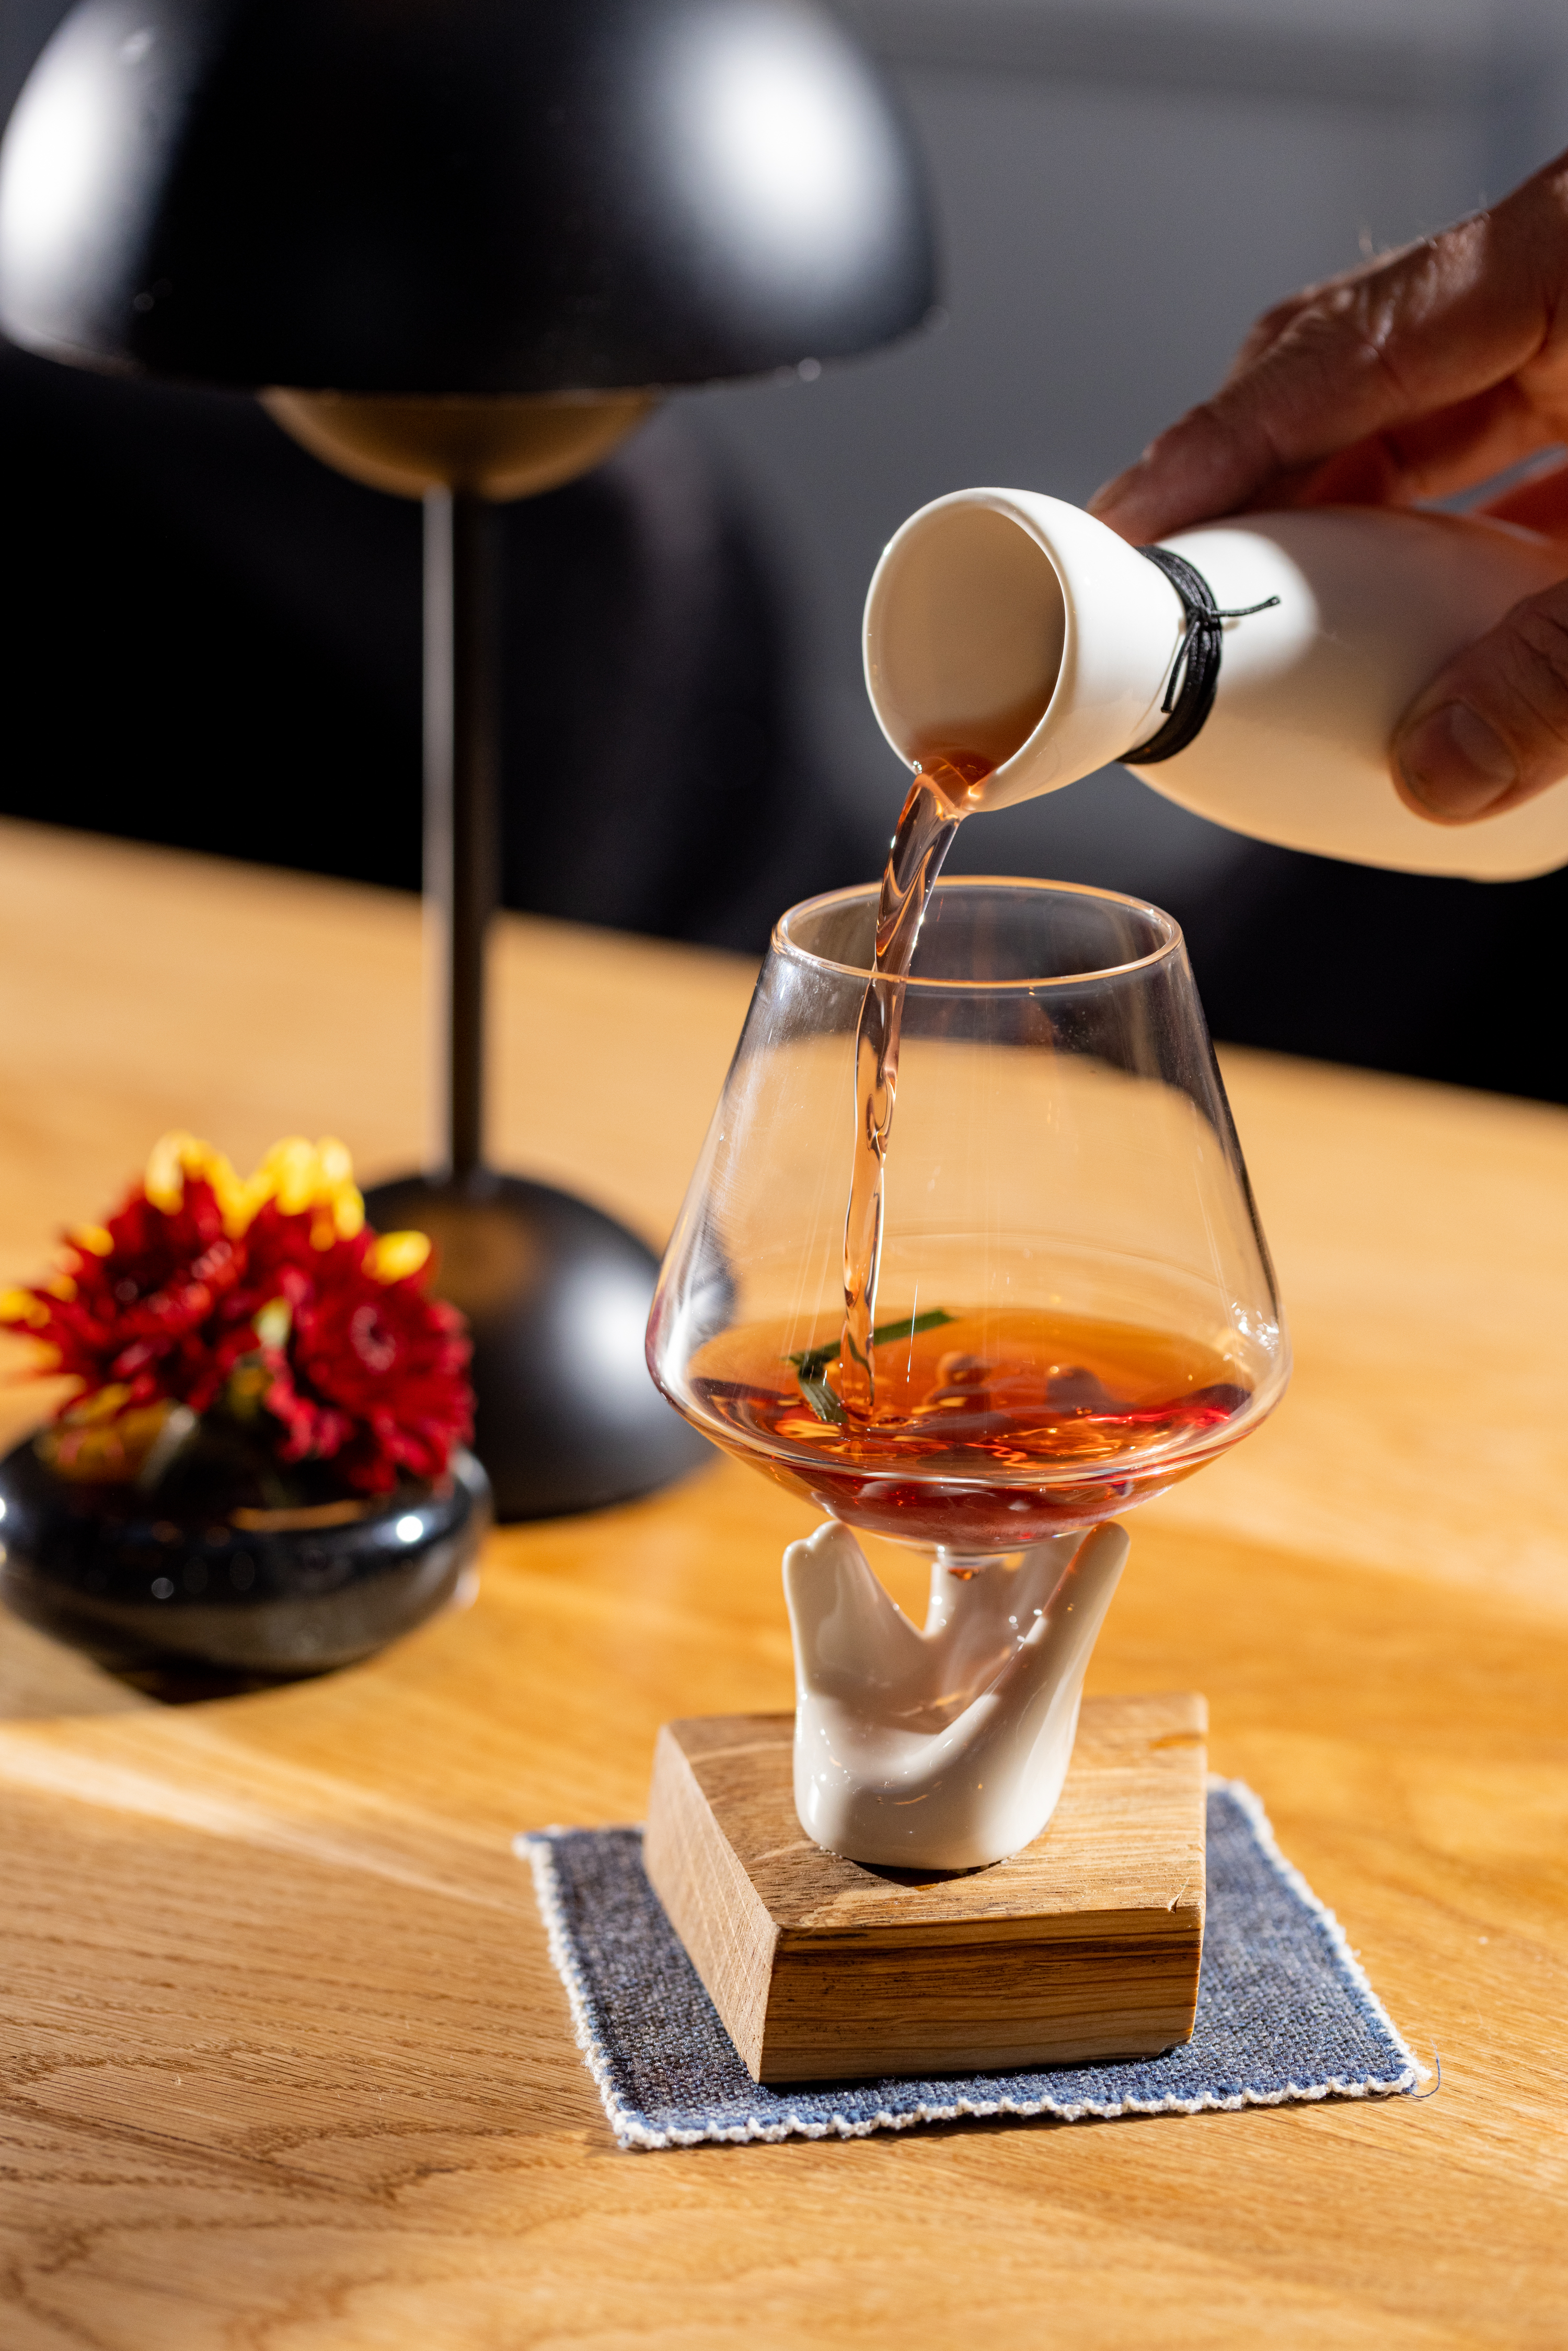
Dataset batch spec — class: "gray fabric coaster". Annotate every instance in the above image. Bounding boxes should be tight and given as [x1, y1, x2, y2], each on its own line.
[516, 1780, 1424, 2150]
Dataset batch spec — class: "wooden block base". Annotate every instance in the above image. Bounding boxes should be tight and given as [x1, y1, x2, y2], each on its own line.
[644, 1693, 1207, 2084]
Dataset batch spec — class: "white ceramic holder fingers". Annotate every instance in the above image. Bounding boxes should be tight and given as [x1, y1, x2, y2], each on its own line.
[783, 1518, 1129, 1870]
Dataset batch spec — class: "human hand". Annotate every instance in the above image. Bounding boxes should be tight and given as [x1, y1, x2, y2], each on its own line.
[1089, 154, 1568, 825]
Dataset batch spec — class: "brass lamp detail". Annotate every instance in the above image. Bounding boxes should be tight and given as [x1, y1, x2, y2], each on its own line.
[261, 390, 657, 503]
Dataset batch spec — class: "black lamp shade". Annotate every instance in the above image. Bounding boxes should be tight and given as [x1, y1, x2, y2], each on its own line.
[0, 0, 936, 393]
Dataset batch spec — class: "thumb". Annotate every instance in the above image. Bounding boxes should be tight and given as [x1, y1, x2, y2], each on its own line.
[1394, 574, 1568, 822]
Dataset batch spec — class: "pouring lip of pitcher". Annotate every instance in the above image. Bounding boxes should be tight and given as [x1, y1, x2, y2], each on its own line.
[861, 488, 1184, 811]
[773, 873, 1184, 992]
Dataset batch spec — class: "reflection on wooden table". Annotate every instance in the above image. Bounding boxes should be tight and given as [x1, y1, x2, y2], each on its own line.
[1, 819, 1563, 2347]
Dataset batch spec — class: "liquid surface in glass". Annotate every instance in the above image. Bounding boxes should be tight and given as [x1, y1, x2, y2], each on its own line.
[684, 1306, 1252, 1548]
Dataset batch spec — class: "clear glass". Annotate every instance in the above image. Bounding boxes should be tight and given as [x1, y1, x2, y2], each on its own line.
[648, 877, 1288, 1555]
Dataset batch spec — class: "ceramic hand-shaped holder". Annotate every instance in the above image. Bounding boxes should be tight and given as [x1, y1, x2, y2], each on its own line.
[785, 1519, 1127, 1869]
[647, 1493, 1207, 2087]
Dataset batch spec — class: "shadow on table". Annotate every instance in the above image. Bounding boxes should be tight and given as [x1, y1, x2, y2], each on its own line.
[0, 1601, 329, 1716]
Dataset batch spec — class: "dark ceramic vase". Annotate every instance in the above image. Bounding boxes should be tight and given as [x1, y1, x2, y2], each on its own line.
[0, 1433, 491, 1684]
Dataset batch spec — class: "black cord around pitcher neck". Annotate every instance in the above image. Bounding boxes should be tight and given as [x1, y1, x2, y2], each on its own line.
[1120, 546, 1279, 765]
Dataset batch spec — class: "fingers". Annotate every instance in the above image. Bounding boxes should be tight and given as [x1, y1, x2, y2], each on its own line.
[1282, 379, 1543, 510]
[1090, 155, 1568, 543]
[783, 1518, 927, 1699]
[1088, 397, 1287, 545]
[1394, 573, 1568, 822]
[1218, 240, 1420, 383]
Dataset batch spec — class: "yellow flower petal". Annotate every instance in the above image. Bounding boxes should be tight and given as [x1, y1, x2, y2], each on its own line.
[247, 1135, 364, 1239]
[144, 1131, 249, 1231]
[329, 1186, 365, 1241]
[145, 1130, 201, 1212]
[257, 1136, 318, 1216]
[365, 1229, 431, 1284]
[315, 1137, 364, 1237]
[0, 1287, 51, 1329]
[68, 1382, 134, 1424]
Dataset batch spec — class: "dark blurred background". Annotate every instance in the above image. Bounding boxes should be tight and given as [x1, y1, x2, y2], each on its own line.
[5, 0, 1568, 1096]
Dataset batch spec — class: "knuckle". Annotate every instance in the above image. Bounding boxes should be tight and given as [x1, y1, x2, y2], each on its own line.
[1505, 596, 1568, 705]
[1279, 290, 1414, 409]
[1475, 592, 1568, 759]
[1247, 291, 1308, 344]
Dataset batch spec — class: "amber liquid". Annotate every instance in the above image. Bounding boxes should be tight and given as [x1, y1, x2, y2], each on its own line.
[839, 750, 988, 1415]
[687, 1306, 1251, 1548]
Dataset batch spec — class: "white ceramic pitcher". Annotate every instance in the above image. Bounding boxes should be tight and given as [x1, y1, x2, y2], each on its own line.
[862, 491, 1568, 880]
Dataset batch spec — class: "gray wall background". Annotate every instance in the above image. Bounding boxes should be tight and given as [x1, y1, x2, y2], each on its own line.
[4, 0, 1567, 906]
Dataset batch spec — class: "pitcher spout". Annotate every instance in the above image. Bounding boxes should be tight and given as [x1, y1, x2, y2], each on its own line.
[863, 487, 1568, 878]
[862, 488, 1185, 814]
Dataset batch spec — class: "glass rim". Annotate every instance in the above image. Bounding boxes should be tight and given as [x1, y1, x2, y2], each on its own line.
[772, 873, 1185, 992]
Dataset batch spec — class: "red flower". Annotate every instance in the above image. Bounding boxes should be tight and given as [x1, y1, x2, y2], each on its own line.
[257, 1230, 472, 1492]
[3, 1174, 250, 1416]
[1, 1134, 472, 1493]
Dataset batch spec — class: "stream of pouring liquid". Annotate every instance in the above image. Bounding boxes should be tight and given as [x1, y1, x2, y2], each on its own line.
[838, 751, 993, 1419]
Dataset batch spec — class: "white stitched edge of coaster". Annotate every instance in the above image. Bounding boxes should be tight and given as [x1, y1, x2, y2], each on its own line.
[1206, 1774, 1430, 2090]
[515, 1830, 642, 2144]
[515, 1787, 1426, 2153]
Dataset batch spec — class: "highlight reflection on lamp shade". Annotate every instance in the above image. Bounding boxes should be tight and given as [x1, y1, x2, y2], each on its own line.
[660, 5, 910, 307]
[0, 0, 936, 393]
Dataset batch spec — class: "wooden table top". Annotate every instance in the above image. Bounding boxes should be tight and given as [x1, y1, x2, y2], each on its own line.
[1, 819, 1563, 2348]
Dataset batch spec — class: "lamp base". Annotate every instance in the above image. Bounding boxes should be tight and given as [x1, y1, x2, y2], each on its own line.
[363, 1169, 711, 1523]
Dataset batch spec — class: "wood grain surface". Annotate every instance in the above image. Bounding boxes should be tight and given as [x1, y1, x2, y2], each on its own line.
[1, 819, 1565, 2347]
[644, 1697, 1207, 2080]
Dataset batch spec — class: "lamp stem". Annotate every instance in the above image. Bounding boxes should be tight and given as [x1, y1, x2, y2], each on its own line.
[423, 486, 501, 1181]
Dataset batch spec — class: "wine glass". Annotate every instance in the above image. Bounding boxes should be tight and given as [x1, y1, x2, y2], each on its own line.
[645, 876, 1288, 1864]
[650, 875, 1286, 1545]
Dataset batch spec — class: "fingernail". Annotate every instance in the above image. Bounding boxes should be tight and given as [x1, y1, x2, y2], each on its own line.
[1396, 702, 1518, 819]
